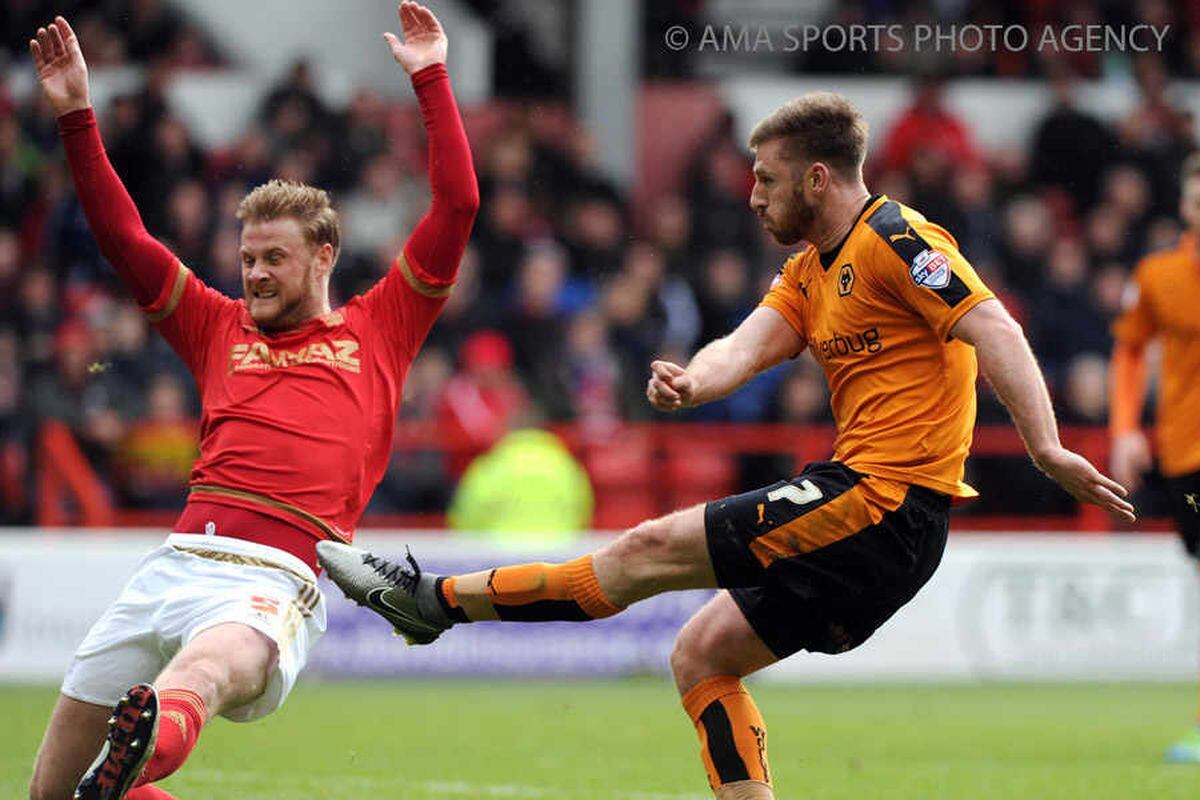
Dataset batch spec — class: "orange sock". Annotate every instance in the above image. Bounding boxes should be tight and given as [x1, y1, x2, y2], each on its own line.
[682, 676, 771, 792]
[440, 555, 623, 622]
[126, 785, 178, 799]
[136, 689, 207, 786]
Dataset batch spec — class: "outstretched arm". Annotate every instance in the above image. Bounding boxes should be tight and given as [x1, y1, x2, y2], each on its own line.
[647, 307, 803, 412]
[31, 17, 178, 309]
[951, 298, 1136, 521]
[391, 2, 479, 293]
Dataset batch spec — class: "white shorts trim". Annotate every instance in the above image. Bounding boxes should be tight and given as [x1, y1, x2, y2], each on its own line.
[61, 533, 326, 722]
[163, 533, 317, 581]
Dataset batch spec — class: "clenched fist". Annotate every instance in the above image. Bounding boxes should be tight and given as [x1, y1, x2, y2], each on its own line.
[646, 360, 695, 412]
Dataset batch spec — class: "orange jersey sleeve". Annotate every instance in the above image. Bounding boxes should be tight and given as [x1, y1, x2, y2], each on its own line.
[1111, 258, 1158, 346]
[1108, 256, 1158, 439]
[759, 250, 811, 344]
[1108, 343, 1148, 437]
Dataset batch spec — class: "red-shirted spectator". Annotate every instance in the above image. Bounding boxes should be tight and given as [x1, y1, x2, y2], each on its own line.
[437, 329, 529, 475]
[879, 74, 983, 175]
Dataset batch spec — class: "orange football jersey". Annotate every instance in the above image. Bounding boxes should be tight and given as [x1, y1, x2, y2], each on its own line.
[761, 195, 995, 498]
[1111, 232, 1200, 477]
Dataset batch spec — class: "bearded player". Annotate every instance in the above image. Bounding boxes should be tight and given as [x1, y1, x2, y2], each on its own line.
[320, 93, 1134, 799]
[1109, 153, 1200, 763]
[26, 5, 477, 799]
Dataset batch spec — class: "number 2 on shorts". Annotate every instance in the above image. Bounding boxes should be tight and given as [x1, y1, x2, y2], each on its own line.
[767, 480, 823, 507]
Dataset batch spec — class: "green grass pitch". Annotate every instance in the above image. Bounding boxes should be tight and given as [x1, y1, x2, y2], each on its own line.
[4, 680, 1200, 798]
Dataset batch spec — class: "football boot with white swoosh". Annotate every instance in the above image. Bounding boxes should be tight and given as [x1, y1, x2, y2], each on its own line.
[317, 541, 451, 644]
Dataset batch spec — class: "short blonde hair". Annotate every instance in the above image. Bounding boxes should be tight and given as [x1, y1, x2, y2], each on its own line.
[748, 92, 868, 178]
[236, 179, 340, 260]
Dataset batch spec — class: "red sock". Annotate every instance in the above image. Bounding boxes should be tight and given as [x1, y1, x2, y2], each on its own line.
[136, 688, 207, 786]
[126, 785, 178, 799]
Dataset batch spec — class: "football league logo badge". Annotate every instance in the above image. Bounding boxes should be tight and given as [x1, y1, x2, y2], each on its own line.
[910, 248, 951, 289]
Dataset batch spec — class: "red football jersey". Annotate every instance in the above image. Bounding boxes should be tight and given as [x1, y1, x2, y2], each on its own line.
[145, 255, 446, 545]
[58, 64, 475, 572]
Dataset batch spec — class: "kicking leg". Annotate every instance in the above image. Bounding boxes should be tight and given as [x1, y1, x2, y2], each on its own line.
[449, 504, 715, 619]
[672, 593, 779, 800]
[29, 695, 112, 800]
[318, 504, 716, 638]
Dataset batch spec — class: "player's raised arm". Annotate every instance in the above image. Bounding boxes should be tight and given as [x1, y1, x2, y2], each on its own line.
[390, 2, 479, 297]
[30, 16, 179, 309]
[647, 307, 802, 412]
[950, 297, 1136, 522]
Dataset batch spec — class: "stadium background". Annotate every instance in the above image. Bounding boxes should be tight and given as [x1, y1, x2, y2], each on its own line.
[2, 1, 1200, 798]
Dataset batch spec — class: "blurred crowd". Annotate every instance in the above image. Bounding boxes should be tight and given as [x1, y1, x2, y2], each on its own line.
[1, 0, 222, 72]
[0, 3, 1196, 523]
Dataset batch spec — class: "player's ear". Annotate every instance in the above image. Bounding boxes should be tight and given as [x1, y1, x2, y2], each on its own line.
[314, 242, 336, 276]
[809, 162, 830, 193]
[787, 160, 811, 191]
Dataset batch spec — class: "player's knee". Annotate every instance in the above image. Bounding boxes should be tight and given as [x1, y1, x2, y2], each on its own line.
[596, 508, 708, 604]
[671, 622, 724, 693]
[669, 635, 701, 692]
[160, 626, 277, 707]
[624, 518, 672, 561]
[620, 512, 695, 567]
[605, 518, 675, 586]
[160, 654, 228, 702]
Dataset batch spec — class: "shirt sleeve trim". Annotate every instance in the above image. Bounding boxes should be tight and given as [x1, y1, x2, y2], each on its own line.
[938, 289, 993, 341]
[144, 261, 191, 323]
[399, 253, 454, 299]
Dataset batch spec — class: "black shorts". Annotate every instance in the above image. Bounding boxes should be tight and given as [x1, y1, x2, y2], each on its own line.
[1164, 468, 1200, 558]
[705, 461, 950, 658]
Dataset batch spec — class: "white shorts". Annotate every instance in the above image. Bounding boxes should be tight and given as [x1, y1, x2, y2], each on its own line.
[61, 533, 327, 722]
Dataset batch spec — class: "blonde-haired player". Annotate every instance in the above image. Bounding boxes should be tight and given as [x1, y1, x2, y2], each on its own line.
[27, 5, 478, 798]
